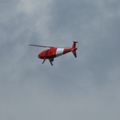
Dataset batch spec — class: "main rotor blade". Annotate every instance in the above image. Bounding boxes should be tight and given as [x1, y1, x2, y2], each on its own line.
[29, 44, 54, 48]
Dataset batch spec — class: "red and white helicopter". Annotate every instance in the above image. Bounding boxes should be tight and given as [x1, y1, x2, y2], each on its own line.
[29, 41, 78, 66]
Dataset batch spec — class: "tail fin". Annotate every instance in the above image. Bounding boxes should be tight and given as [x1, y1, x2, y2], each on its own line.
[72, 41, 78, 48]
[72, 41, 78, 58]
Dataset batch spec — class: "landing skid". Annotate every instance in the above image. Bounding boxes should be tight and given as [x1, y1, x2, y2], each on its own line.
[49, 60, 53, 66]
[42, 58, 54, 66]
[42, 59, 46, 64]
[49, 58, 54, 66]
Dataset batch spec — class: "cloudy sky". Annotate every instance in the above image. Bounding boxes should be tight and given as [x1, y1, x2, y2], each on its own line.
[0, 0, 120, 120]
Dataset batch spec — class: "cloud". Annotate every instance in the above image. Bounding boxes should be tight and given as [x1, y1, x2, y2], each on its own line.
[0, 0, 120, 120]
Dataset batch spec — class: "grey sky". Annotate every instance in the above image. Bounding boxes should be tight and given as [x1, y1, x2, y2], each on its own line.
[0, 0, 120, 120]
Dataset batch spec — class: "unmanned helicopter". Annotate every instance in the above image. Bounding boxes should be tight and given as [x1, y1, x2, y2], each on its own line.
[29, 41, 78, 66]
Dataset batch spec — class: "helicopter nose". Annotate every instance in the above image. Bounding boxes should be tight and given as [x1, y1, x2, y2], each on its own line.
[38, 52, 45, 59]
[38, 53, 42, 59]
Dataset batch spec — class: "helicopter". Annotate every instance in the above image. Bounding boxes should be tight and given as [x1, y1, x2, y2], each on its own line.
[29, 41, 78, 66]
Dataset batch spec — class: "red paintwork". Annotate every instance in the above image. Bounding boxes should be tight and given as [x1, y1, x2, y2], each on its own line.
[38, 48, 57, 59]
[63, 48, 71, 54]
[63, 48, 77, 54]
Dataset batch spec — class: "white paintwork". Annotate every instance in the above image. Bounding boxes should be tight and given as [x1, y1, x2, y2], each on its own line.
[56, 48, 64, 57]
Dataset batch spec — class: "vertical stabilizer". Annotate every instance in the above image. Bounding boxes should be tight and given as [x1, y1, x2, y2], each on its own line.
[72, 41, 78, 58]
